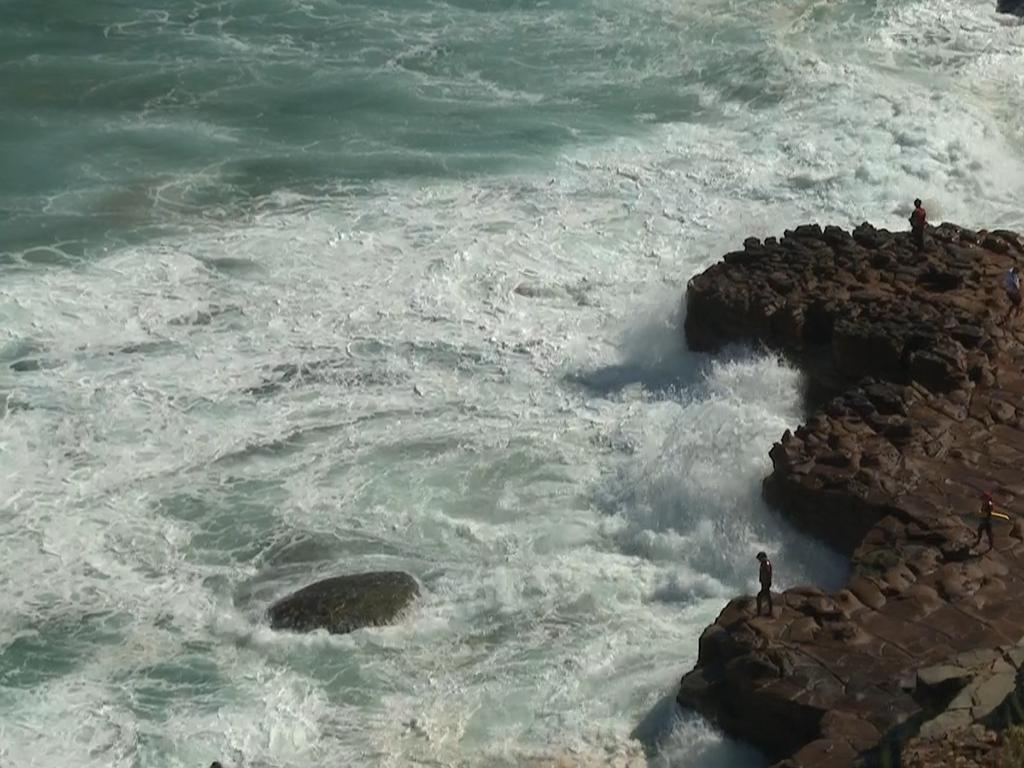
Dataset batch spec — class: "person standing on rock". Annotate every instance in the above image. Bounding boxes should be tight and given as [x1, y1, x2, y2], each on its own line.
[909, 198, 927, 251]
[974, 492, 1004, 552]
[1004, 266, 1021, 321]
[756, 551, 773, 616]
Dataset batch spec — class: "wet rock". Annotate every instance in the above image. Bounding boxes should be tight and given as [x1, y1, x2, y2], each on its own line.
[268, 571, 419, 635]
[513, 282, 564, 299]
[678, 222, 1024, 767]
[10, 358, 61, 372]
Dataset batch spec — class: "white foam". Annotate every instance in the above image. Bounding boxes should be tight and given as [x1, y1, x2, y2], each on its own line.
[2, 0, 1023, 766]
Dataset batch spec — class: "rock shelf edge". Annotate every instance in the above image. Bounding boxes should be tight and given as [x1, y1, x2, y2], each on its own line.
[676, 222, 1024, 768]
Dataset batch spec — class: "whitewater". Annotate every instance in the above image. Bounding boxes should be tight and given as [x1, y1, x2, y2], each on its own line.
[1, 0, 1022, 766]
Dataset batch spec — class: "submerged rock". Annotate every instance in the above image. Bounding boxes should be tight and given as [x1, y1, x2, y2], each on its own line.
[10, 358, 61, 372]
[246, 358, 407, 397]
[268, 571, 419, 635]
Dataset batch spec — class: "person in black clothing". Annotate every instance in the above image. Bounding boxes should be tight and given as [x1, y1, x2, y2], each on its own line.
[975, 492, 997, 552]
[909, 198, 927, 251]
[756, 551, 773, 616]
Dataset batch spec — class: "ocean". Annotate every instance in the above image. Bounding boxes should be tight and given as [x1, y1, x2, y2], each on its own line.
[0, 1, 1022, 766]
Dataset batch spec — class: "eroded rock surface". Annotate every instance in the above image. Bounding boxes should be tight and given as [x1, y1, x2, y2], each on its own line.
[268, 571, 419, 635]
[678, 223, 1024, 766]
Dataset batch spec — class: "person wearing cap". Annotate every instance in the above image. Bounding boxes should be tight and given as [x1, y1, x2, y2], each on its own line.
[975, 493, 997, 552]
[756, 551, 773, 616]
[1004, 266, 1021, 321]
[909, 198, 927, 251]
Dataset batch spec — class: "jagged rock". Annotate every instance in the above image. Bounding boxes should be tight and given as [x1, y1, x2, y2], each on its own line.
[677, 223, 1024, 767]
[998, 0, 1024, 15]
[916, 664, 971, 695]
[268, 571, 419, 634]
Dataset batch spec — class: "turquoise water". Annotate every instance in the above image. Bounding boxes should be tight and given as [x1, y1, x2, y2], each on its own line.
[1, 1, 1022, 766]
[1, 0, 753, 252]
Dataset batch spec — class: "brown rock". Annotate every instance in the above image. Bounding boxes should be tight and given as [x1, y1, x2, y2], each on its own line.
[789, 738, 857, 767]
[819, 710, 881, 750]
[848, 575, 886, 609]
[677, 222, 1024, 768]
[788, 617, 821, 643]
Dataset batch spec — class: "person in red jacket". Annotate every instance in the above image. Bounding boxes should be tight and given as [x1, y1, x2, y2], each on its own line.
[909, 198, 927, 251]
[756, 551, 773, 616]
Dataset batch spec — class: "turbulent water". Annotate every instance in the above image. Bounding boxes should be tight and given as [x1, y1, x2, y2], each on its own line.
[1, 1, 1022, 766]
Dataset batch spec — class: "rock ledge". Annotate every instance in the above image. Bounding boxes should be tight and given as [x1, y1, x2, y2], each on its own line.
[678, 222, 1024, 767]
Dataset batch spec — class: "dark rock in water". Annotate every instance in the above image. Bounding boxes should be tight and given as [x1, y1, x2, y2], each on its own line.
[118, 340, 177, 356]
[197, 255, 260, 273]
[679, 222, 1024, 767]
[10, 358, 61, 372]
[168, 303, 242, 327]
[268, 571, 419, 635]
[997, 0, 1024, 16]
[513, 281, 565, 299]
[246, 358, 407, 397]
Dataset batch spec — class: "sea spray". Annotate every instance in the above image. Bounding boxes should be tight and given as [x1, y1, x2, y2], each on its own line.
[1, 0, 1022, 766]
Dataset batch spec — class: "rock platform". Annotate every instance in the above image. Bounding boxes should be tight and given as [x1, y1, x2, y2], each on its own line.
[678, 222, 1024, 766]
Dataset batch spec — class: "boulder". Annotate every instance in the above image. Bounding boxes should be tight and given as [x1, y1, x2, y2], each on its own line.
[268, 571, 419, 634]
[998, 0, 1024, 16]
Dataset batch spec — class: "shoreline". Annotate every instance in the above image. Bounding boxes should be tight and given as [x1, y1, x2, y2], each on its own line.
[676, 222, 1024, 767]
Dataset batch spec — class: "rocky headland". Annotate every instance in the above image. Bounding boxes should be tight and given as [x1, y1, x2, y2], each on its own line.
[677, 222, 1024, 767]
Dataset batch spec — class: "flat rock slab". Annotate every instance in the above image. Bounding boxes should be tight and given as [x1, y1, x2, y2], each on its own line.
[677, 222, 1024, 767]
[268, 571, 419, 635]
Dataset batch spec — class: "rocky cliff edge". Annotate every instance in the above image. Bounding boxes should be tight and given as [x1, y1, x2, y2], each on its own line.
[678, 222, 1024, 768]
